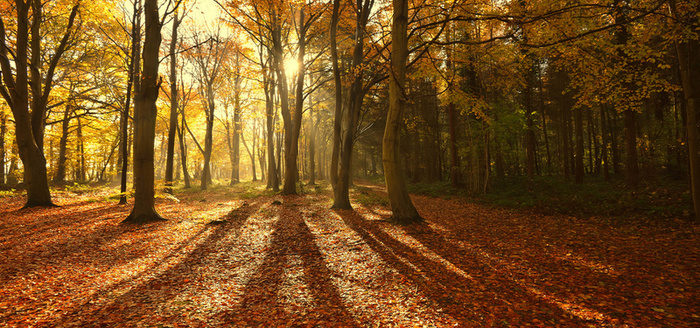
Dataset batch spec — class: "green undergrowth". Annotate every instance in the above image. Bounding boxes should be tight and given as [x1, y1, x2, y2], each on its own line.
[353, 185, 389, 206]
[409, 176, 694, 221]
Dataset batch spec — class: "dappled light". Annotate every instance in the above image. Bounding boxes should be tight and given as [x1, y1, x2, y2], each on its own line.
[2, 184, 696, 327]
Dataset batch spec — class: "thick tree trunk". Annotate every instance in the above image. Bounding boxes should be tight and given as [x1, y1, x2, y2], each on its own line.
[124, 0, 165, 223]
[0, 2, 53, 207]
[672, 15, 700, 218]
[383, 0, 422, 223]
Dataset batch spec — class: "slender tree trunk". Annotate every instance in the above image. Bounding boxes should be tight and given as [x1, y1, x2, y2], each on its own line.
[124, 0, 165, 223]
[575, 106, 585, 184]
[177, 123, 191, 188]
[333, 0, 372, 209]
[77, 117, 87, 182]
[164, 12, 180, 193]
[329, 0, 342, 189]
[120, 0, 142, 204]
[0, 110, 5, 184]
[601, 106, 610, 181]
[201, 85, 215, 191]
[309, 99, 316, 185]
[53, 104, 72, 183]
[624, 110, 639, 186]
[383, 0, 421, 223]
[232, 89, 242, 184]
[265, 58, 279, 191]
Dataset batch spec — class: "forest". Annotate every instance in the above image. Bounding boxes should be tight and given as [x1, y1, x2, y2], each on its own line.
[0, 0, 699, 326]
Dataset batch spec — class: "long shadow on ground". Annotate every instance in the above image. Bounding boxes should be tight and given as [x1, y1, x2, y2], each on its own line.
[334, 208, 589, 327]
[217, 196, 359, 326]
[47, 201, 262, 327]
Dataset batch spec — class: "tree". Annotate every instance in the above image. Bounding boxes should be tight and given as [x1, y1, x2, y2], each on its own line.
[124, 0, 179, 222]
[332, 0, 375, 209]
[189, 29, 230, 191]
[164, 10, 181, 193]
[670, 0, 700, 219]
[383, 0, 422, 223]
[0, 0, 79, 208]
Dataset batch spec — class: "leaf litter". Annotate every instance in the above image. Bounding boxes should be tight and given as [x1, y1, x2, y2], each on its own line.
[0, 183, 697, 327]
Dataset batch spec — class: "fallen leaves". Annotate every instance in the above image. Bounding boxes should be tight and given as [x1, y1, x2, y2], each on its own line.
[0, 183, 698, 327]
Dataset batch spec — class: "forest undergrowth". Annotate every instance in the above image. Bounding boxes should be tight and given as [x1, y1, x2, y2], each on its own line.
[0, 181, 697, 327]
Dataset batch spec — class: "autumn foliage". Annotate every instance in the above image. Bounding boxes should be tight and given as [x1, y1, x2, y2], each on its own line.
[0, 183, 698, 327]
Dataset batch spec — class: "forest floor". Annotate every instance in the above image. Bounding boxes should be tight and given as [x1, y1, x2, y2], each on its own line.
[0, 181, 698, 327]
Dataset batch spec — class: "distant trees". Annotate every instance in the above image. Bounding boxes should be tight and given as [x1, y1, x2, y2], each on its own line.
[0, 0, 697, 220]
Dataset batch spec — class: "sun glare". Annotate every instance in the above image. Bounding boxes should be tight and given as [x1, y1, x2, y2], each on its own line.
[284, 57, 300, 76]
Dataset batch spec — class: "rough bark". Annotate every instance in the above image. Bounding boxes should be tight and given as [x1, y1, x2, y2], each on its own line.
[124, 0, 165, 223]
[0, 1, 53, 207]
[333, 0, 373, 209]
[383, 0, 422, 223]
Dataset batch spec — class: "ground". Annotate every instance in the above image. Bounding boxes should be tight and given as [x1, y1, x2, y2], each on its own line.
[0, 182, 697, 327]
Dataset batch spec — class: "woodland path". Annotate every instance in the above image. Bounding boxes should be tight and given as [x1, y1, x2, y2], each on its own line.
[0, 183, 697, 327]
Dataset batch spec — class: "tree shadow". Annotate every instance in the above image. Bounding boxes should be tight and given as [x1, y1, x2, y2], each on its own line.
[334, 208, 590, 327]
[0, 203, 135, 281]
[38, 201, 263, 327]
[218, 197, 360, 326]
[400, 206, 699, 328]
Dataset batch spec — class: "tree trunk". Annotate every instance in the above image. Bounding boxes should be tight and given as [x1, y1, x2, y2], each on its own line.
[124, 0, 165, 223]
[383, 0, 422, 223]
[333, 0, 372, 209]
[177, 123, 191, 188]
[672, 8, 700, 218]
[232, 88, 242, 185]
[600, 106, 610, 181]
[308, 99, 316, 185]
[0, 110, 5, 184]
[164, 12, 180, 193]
[329, 0, 343, 189]
[575, 106, 585, 184]
[0, 1, 53, 207]
[120, 0, 142, 204]
[624, 109, 639, 186]
[53, 104, 72, 183]
[279, 8, 305, 195]
[265, 72, 279, 191]
[201, 84, 215, 191]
